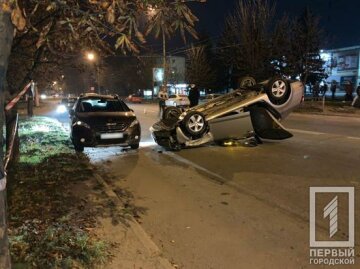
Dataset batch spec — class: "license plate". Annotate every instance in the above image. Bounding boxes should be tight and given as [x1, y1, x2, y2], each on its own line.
[100, 133, 123, 139]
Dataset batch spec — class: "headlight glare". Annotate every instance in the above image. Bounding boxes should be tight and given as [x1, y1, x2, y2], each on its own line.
[56, 105, 67, 114]
[130, 119, 139, 128]
[74, 121, 90, 128]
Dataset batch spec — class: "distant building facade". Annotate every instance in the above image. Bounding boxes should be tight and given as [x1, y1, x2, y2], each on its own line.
[152, 56, 187, 96]
[322, 45, 360, 89]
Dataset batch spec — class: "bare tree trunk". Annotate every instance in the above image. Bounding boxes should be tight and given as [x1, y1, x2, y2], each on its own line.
[34, 84, 40, 107]
[5, 108, 20, 164]
[0, 10, 14, 269]
[27, 96, 34, 117]
[5, 82, 20, 164]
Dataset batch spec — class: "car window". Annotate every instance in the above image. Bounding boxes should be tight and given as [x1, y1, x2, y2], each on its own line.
[169, 95, 176, 98]
[77, 98, 130, 112]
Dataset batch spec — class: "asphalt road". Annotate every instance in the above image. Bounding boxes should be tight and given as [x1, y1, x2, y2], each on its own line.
[48, 101, 360, 268]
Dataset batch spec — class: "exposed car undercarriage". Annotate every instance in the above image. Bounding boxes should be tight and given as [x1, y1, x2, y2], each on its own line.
[151, 77, 304, 151]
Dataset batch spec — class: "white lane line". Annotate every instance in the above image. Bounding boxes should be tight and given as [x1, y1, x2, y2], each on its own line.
[288, 128, 324, 135]
[289, 128, 360, 140]
[163, 151, 228, 183]
[347, 136, 360, 140]
[143, 109, 157, 113]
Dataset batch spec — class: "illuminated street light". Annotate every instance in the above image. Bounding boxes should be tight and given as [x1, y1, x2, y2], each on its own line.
[85, 51, 101, 94]
[86, 52, 95, 61]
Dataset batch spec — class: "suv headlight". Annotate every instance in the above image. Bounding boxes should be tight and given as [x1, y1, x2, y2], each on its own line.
[74, 121, 90, 128]
[129, 119, 139, 128]
[57, 105, 67, 114]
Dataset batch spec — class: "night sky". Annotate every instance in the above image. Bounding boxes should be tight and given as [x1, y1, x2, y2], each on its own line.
[186, 0, 360, 50]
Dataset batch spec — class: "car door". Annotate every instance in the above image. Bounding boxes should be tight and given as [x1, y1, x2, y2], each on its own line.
[208, 110, 253, 141]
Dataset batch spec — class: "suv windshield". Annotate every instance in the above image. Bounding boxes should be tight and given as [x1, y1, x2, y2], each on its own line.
[77, 98, 130, 113]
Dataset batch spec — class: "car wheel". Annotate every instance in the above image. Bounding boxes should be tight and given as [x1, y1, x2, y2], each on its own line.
[73, 143, 84, 152]
[163, 106, 182, 121]
[238, 76, 256, 88]
[181, 111, 208, 137]
[130, 143, 139, 149]
[266, 77, 291, 105]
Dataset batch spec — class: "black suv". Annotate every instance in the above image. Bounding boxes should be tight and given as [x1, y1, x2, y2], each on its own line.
[70, 93, 141, 152]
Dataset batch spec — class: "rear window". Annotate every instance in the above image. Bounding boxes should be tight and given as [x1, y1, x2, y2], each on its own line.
[77, 98, 130, 112]
[169, 95, 176, 98]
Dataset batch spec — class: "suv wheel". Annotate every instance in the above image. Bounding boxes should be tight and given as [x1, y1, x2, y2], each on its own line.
[162, 106, 182, 121]
[73, 143, 84, 152]
[130, 143, 139, 149]
[266, 77, 291, 105]
[239, 76, 256, 88]
[181, 111, 207, 137]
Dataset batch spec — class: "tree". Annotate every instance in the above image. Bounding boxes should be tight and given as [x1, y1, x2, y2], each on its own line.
[218, 0, 275, 82]
[0, 6, 14, 268]
[145, 0, 205, 90]
[269, 15, 293, 77]
[288, 7, 325, 84]
[186, 45, 216, 90]
[1, 1, 206, 266]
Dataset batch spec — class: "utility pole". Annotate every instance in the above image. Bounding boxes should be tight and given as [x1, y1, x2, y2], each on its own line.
[162, 31, 167, 92]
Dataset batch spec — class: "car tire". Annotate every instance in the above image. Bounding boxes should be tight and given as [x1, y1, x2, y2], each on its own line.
[266, 77, 291, 105]
[74, 143, 84, 152]
[181, 111, 208, 137]
[162, 106, 182, 121]
[238, 76, 256, 88]
[130, 143, 139, 149]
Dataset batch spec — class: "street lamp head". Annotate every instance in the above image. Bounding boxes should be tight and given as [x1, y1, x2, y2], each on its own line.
[86, 52, 96, 61]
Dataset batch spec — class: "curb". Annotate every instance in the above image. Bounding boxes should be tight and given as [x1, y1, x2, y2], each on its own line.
[93, 173, 174, 269]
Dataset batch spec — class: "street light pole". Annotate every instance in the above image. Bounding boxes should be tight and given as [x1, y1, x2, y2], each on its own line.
[85, 52, 100, 94]
[162, 31, 167, 92]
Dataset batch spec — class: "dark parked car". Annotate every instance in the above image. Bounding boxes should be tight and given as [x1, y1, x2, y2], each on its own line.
[150, 77, 304, 150]
[70, 93, 141, 152]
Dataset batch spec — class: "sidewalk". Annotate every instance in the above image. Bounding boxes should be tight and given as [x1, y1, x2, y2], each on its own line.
[7, 116, 173, 269]
[294, 100, 360, 118]
[94, 174, 173, 269]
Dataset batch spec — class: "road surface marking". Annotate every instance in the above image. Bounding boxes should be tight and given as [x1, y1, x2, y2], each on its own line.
[347, 136, 360, 140]
[142, 109, 157, 114]
[289, 128, 360, 140]
[162, 150, 315, 228]
[163, 151, 227, 183]
[288, 129, 324, 135]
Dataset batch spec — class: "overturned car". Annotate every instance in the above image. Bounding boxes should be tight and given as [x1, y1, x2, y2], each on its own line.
[150, 77, 304, 150]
